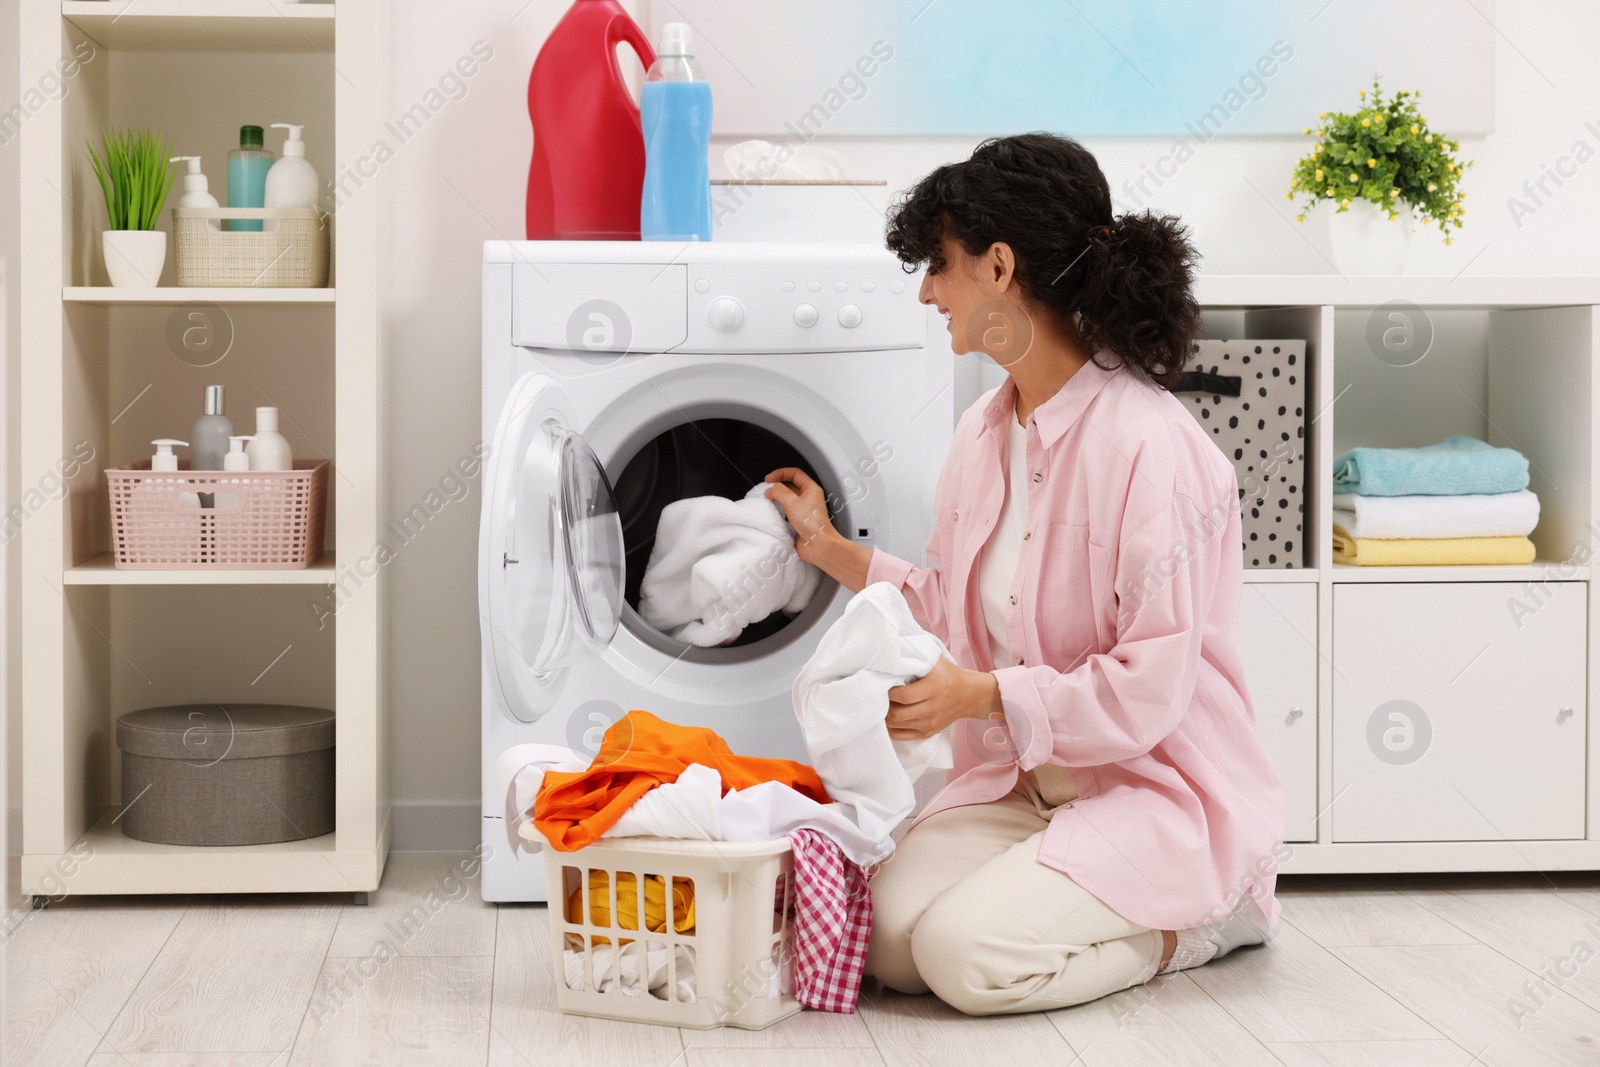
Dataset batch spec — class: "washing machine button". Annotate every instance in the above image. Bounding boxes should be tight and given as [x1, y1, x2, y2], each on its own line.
[890, 280, 906, 294]
[780, 280, 796, 292]
[707, 296, 744, 332]
[694, 278, 710, 293]
[807, 281, 823, 292]
[793, 303, 819, 328]
[837, 304, 863, 328]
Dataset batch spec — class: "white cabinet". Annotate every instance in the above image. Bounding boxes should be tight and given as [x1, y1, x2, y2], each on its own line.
[1239, 584, 1319, 842]
[1332, 583, 1586, 842]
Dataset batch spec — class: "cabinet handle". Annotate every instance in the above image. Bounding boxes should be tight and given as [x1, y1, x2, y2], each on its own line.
[1286, 707, 1304, 723]
[1557, 707, 1574, 723]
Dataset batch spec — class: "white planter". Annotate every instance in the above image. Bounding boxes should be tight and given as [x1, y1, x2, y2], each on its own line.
[103, 229, 167, 287]
[1327, 200, 1411, 275]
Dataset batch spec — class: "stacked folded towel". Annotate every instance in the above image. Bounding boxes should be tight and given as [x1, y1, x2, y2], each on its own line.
[1331, 435, 1539, 566]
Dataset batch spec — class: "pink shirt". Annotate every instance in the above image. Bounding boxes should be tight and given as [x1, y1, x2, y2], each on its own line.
[867, 354, 1285, 932]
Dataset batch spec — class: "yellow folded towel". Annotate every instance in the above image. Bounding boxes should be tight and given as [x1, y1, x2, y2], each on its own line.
[1332, 525, 1537, 566]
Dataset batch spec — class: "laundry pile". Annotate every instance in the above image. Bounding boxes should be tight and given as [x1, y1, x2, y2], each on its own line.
[502, 582, 950, 1013]
[1332, 435, 1539, 566]
[638, 482, 822, 646]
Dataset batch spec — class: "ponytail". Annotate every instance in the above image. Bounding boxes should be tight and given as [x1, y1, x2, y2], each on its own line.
[885, 132, 1202, 389]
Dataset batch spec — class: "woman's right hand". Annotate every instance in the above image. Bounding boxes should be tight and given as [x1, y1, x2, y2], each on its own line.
[763, 468, 837, 565]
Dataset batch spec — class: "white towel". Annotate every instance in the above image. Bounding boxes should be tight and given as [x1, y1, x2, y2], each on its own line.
[792, 582, 954, 848]
[638, 483, 823, 647]
[1331, 489, 1539, 540]
[564, 938, 698, 1002]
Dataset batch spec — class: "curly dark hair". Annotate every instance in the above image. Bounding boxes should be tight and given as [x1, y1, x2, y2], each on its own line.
[884, 132, 1202, 390]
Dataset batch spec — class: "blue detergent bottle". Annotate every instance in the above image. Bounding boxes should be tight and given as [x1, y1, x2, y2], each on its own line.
[640, 22, 712, 241]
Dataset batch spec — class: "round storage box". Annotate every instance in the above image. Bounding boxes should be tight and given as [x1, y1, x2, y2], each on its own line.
[116, 704, 335, 846]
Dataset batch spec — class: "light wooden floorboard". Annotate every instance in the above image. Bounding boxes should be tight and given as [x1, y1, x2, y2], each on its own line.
[5, 900, 185, 1067]
[1332, 943, 1600, 1067]
[855, 981, 1075, 1066]
[288, 955, 495, 1067]
[1262, 1040, 1485, 1066]
[10, 860, 1600, 1066]
[99, 896, 342, 1055]
[326, 853, 496, 958]
[1045, 970, 1276, 1066]
[1277, 875, 1479, 947]
[1184, 919, 1443, 1043]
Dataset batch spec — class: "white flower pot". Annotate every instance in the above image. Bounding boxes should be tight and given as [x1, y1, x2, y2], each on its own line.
[1327, 200, 1411, 275]
[103, 229, 167, 287]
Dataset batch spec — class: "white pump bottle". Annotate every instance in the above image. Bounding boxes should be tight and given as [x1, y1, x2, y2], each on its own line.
[246, 407, 293, 471]
[171, 157, 219, 209]
[263, 124, 319, 212]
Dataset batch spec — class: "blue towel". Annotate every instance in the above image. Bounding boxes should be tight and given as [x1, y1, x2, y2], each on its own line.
[1332, 435, 1530, 497]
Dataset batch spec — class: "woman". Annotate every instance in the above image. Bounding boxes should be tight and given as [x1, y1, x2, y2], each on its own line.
[765, 132, 1285, 1016]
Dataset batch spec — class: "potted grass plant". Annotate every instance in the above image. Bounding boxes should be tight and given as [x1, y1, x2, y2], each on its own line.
[1288, 79, 1470, 274]
[88, 128, 179, 287]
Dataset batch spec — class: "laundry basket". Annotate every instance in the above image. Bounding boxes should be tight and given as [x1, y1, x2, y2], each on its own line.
[544, 836, 801, 1029]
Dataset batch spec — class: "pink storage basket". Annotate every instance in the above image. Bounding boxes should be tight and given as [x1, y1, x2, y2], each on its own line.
[106, 461, 329, 569]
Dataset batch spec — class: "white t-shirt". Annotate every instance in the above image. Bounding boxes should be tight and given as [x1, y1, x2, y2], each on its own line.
[977, 413, 1078, 811]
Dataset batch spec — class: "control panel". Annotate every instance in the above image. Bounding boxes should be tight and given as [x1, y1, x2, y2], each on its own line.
[510, 253, 927, 355]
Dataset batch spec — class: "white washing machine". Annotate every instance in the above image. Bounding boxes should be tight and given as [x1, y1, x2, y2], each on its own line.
[479, 241, 954, 902]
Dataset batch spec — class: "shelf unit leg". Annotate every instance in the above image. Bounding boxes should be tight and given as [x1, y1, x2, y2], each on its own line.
[349, 891, 370, 907]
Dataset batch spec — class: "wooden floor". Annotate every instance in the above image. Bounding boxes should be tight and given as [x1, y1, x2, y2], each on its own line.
[7, 855, 1600, 1066]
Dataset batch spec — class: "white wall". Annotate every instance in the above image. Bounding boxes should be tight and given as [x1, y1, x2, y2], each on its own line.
[7, 2, 1600, 848]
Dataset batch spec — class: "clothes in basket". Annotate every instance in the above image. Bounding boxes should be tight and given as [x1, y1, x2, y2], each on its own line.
[562, 870, 699, 1002]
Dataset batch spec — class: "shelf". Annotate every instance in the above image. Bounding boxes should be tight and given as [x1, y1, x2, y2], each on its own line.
[62, 1, 335, 53]
[1331, 560, 1586, 583]
[64, 552, 335, 585]
[1242, 568, 1319, 583]
[1195, 275, 1600, 309]
[64, 287, 335, 306]
[20, 808, 383, 896]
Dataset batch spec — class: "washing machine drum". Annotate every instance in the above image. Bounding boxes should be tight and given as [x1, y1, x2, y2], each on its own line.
[483, 372, 626, 723]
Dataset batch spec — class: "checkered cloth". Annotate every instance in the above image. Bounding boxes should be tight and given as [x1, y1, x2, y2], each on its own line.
[786, 828, 873, 1012]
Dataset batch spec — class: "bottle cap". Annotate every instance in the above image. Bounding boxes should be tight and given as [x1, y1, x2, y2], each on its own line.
[658, 22, 695, 57]
[204, 384, 225, 415]
[239, 125, 264, 149]
[256, 406, 279, 433]
[271, 123, 306, 158]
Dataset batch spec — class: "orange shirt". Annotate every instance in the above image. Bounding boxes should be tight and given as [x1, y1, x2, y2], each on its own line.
[534, 710, 831, 850]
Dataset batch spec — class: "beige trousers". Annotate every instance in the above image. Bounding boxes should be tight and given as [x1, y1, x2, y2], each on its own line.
[865, 789, 1164, 1016]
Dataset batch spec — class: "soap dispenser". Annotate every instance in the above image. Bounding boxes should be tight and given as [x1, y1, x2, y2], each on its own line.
[264, 124, 319, 212]
[224, 435, 254, 472]
[151, 439, 188, 471]
[171, 156, 220, 208]
[246, 407, 293, 471]
[216, 435, 255, 510]
[191, 386, 233, 471]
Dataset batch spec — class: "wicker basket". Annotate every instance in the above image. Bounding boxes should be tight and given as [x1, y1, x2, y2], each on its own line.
[106, 461, 329, 569]
[171, 207, 330, 288]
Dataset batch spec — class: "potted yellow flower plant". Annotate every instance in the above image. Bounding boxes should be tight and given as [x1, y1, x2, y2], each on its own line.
[1288, 79, 1470, 273]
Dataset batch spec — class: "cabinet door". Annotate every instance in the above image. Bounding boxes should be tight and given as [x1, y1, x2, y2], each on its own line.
[1332, 582, 1586, 842]
[1240, 584, 1319, 842]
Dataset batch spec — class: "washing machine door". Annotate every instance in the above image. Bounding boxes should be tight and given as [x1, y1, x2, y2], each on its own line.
[483, 372, 625, 723]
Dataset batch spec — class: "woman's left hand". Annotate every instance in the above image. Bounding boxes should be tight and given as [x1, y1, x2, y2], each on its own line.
[886, 658, 1003, 740]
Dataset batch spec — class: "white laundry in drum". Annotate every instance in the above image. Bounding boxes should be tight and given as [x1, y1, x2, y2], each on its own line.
[638, 482, 822, 647]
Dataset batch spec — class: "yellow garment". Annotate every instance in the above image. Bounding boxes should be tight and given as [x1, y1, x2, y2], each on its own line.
[565, 870, 696, 944]
[1332, 525, 1536, 566]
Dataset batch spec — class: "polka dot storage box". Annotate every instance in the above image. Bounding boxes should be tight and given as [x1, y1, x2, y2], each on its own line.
[1174, 339, 1307, 568]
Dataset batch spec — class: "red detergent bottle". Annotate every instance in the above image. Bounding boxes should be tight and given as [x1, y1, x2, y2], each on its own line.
[525, 0, 657, 240]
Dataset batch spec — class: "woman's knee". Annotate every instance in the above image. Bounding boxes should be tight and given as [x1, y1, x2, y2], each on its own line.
[908, 900, 997, 1014]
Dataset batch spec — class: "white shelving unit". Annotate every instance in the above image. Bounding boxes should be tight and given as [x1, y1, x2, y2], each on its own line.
[19, 1, 388, 899]
[1201, 276, 1600, 872]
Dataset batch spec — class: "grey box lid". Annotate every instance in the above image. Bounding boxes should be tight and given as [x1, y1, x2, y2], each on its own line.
[117, 704, 335, 761]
